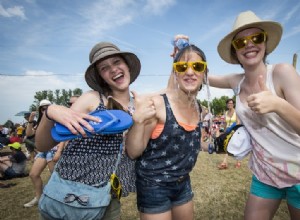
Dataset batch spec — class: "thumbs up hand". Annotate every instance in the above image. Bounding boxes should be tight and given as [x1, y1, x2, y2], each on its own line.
[131, 91, 156, 124]
[246, 75, 278, 114]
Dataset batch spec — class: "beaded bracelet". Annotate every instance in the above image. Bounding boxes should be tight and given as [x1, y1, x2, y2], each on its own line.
[44, 106, 54, 121]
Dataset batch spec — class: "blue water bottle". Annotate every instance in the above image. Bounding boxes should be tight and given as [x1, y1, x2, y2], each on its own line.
[172, 38, 189, 50]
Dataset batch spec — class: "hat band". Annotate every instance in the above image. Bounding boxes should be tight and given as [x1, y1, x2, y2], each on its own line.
[92, 48, 119, 63]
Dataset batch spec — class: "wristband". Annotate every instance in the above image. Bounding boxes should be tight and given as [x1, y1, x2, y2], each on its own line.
[45, 106, 54, 121]
[28, 121, 34, 124]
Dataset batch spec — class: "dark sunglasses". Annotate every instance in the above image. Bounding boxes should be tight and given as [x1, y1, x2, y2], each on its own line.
[110, 173, 122, 200]
[232, 32, 267, 50]
[173, 61, 207, 74]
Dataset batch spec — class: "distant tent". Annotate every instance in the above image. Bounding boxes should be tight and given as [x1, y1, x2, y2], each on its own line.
[15, 111, 31, 117]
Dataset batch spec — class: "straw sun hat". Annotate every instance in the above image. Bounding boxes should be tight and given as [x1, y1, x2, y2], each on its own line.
[217, 10, 283, 64]
[85, 42, 141, 92]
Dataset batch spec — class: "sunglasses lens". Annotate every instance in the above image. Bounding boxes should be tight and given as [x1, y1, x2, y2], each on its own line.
[174, 63, 188, 73]
[252, 32, 265, 44]
[193, 62, 206, 72]
[232, 38, 246, 50]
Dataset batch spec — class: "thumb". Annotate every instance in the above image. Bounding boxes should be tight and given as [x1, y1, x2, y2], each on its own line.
[258, 75, 268, 91]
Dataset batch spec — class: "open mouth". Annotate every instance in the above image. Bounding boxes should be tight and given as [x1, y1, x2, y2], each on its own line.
[112, 73, 124, 81]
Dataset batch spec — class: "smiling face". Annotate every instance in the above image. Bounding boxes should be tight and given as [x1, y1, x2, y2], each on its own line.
[96, 55, 130, 92]
[233, 28, 267, 67]
[174, 51, 205, 94]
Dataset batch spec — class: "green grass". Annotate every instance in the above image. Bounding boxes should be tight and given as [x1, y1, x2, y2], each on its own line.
[0, 151, 289, 220]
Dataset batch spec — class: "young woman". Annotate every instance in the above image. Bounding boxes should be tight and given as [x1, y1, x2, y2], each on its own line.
[24, 99, 57, 208]
[35, 42, 140, 220]
[126, 44, 207, 220]
[217, 98, 241, 169]
[209, 11, 300, 220]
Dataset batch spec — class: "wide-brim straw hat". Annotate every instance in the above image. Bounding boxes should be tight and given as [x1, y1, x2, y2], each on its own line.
[218, 10, 283, 64]
[85, 42, 141, 92]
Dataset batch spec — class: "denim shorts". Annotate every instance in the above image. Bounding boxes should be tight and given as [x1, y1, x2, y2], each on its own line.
[250, 175, 300, 209]
[136, 176, 194, 214]
[35, 151, 55, 162]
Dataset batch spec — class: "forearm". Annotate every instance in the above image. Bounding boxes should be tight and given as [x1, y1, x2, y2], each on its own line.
[126, 123, 149, 159]
[35, 114, 57, 152]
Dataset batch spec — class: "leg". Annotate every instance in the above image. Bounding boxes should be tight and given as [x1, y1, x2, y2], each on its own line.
[288, 204, 300, 220]
[29, 157, 48, 199]
[244, 194, 281, 220]
[172, 200, 194, 220]
[47, 161, 55, 173]
[218, 154, 228, 169]
[140, 211, 172, 220]
[235, 160, 241, 168]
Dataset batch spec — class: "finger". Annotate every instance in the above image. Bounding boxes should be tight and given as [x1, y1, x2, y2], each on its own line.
[258, 75, 268, 91]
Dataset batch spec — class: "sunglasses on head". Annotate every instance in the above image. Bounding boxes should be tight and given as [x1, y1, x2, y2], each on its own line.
[232, 32, 267, 50]
[110, 173, 122, 200]
[173, 61, 207, 74]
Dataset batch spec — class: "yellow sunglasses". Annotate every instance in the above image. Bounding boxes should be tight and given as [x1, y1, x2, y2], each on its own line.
[173, 61, 207, 74]
[110, 173, 122, 200]
[232, 32, 267, 50]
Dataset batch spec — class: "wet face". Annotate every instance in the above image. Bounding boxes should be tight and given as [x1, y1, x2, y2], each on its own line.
[174, 51, 205, 94]
[233, 28, 266, 66]
[96, 56, 130, 92]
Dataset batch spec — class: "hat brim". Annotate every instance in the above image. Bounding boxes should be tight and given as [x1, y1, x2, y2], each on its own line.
[85, 51, 141, 92]
[218, 21, 283, 64]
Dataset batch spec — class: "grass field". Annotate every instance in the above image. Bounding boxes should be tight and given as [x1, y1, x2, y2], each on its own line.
[0, 150, 289, 220]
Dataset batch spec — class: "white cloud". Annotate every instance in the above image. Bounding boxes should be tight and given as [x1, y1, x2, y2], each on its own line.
[0, 70, 88, 124]
[0, 4, 26, 19]
[143, 0, 176, 15]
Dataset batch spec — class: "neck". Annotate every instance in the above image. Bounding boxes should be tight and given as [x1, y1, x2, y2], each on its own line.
[243, 62, 267, 86]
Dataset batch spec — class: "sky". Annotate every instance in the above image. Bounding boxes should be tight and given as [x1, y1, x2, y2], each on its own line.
[0, 0, 300, 124]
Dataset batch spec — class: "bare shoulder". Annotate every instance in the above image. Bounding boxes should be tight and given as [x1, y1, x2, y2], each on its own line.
[273, 63, 299, 85]
[72, 90, 101, 113]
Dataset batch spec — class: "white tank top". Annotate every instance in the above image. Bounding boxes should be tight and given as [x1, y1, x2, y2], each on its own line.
[235, 64, 300, 188]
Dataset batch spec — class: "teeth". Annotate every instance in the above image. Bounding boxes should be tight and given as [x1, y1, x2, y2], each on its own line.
[113, 73, 123, 80]
[244, 51, 257, 58]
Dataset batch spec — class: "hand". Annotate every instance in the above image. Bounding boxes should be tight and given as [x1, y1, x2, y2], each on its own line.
[46, 105, 100, 137]
[247, 75, 278, 114]
[131, 91, 156, 124]
[29, 112, 37, 121]
[170, 34, 189, 58]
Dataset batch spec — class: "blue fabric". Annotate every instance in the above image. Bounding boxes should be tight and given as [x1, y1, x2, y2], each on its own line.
[136, 176, 193, 214]
[39, 170, 111, 220]
[250, 175, 300, 209]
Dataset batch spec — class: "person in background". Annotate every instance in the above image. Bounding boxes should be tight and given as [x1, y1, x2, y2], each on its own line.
[35, 42, 140, 220]
[126, 43, 207, 220]
[23, 113, 37, 162]
[217, 98, 241, 169]
[0, 142, 27, 179]
[209, 10, 300, 219]
[23, 99, 57, 208]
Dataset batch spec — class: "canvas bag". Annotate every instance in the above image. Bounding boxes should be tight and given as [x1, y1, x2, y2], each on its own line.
[39, 171, 111, 220]
[39, 143, 123, 220]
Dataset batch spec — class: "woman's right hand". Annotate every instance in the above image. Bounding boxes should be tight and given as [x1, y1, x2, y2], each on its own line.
[46, 105, 100, 137]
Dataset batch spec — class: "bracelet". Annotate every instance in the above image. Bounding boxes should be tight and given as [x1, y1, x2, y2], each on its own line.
[28, 121, 34, 124]
[45, 106, 54, 121]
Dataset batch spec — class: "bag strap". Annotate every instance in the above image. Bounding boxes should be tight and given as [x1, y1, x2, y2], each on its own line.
[112, 143, 123, 174]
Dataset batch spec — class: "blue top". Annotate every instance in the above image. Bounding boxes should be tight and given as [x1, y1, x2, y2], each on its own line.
[136, 94, 201, 183]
